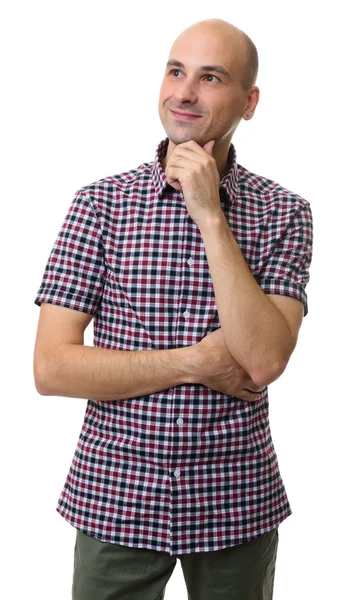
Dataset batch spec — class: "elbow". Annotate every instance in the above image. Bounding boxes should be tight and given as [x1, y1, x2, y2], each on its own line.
[250, 357, 289, 389]
[246, 331, 297, 389]
[249, 337, 296, 388]
[34, 355, 55, 396]
[35, 382, 51, 397]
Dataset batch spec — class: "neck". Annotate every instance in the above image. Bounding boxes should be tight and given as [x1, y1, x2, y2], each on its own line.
[162, 138, 232, 180]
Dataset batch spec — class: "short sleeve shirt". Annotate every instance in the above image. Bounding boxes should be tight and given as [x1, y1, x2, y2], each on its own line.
[35, 138, 313, 556]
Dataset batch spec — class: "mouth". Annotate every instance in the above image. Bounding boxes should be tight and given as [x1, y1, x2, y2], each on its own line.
[169, 109, 202, 121]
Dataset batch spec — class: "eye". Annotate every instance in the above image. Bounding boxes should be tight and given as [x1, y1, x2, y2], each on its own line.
[203, 74, 220, 83]
[169, 69, 183, 78]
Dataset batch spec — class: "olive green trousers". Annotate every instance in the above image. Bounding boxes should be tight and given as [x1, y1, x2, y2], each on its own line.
[72, 527, 278, 600]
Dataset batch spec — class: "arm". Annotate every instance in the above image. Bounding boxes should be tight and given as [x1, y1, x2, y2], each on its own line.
[34, 303, 193, 401]
[165, 140, 312, 388]
[200, 217, 304, 387]
[34, 188, 263, 402]
[34, 303, 263, 402]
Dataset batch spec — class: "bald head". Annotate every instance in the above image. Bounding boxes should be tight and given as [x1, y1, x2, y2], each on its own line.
[159, 18, 260, 150]
[171, 19, 258, 89]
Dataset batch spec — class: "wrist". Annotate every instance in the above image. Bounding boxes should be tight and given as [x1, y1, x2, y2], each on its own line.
[175, 344, 203, 385]
[197, 209, 226, 236]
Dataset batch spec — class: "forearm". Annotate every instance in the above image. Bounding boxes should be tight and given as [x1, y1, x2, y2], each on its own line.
[35, 343, 198, 401]
[200, 214, 293, 387]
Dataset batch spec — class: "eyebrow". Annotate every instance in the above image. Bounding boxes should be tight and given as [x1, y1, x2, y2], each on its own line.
[166, 59, 231, 79]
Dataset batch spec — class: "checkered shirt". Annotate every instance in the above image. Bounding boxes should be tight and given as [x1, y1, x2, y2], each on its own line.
[35, 138, 313, 556]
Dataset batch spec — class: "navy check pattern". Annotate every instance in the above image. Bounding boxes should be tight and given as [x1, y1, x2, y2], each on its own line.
[35, 138, 313, 556]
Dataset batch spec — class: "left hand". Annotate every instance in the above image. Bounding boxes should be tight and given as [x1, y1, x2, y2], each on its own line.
[165, 139, 222, 228]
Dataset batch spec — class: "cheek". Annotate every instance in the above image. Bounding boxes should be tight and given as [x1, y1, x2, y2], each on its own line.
[216, 100, 240, 124]
[159, 82, 173, 105]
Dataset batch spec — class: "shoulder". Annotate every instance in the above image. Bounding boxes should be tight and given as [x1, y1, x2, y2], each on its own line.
[237, 163, 311, 217]
[74, 160, 154, 207]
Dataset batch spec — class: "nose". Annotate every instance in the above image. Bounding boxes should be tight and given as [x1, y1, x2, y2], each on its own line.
[173, 78, 198, 105]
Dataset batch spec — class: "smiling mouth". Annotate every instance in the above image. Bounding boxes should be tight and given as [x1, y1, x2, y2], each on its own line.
[169, 109, 202, 121]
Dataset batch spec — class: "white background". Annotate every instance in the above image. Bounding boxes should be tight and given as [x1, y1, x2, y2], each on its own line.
[1, 0, 339, 598]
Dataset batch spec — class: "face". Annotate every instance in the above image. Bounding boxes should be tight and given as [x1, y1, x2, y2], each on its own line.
[158, 24, 257, 148]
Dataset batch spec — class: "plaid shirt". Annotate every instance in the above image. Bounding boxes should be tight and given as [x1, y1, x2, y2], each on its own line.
[35, 138, 313, 556]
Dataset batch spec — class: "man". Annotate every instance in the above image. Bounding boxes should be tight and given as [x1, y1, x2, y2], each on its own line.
[34, 18, 313, 600]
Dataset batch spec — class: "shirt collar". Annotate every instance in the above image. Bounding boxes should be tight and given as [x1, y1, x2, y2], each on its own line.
[152, 137, 239, 205]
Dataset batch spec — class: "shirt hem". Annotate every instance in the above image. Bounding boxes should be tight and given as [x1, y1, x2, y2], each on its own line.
[56, 505, 292, 557]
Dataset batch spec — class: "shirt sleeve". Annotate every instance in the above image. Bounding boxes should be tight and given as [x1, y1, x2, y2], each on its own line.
[35, 189, 105, 315]
[256, 202, 313, 316]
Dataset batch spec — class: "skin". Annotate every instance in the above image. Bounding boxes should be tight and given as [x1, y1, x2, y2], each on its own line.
[158, 19, 260, 180]
[34, 19, 304, 403]
[158, 19, 304, 387]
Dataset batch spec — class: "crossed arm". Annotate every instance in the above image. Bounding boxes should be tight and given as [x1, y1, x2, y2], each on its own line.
[200, 214, 304, 389]
[34, 142, 306, 402]
[34, 284, 303, 404]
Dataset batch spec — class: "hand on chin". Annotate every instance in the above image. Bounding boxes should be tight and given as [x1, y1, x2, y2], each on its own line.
[167, 179, 182, 191]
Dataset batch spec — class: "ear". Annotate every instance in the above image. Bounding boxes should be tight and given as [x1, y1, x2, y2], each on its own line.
[243, 86, 260, 121]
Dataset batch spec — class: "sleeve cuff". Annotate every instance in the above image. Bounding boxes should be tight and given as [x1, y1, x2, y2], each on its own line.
[258, 278, 308, 316]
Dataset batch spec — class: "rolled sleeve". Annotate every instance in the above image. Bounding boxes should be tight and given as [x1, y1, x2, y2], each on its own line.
[257, 202, 313, 316]
[35, 190, 105, 315]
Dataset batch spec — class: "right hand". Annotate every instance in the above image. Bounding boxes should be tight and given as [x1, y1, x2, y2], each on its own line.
[195, 328, 264, 402]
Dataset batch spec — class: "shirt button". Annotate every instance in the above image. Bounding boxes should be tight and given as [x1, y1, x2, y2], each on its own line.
[187, 257, 194, 267]
[174, 469, 181, 478]
[183, 310, 190, 319]
[176, 417, 184, 425]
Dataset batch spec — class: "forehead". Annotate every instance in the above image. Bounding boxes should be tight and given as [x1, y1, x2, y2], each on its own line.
[169, 25, 247, 75]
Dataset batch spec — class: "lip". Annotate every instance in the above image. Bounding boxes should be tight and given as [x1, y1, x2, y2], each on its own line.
[169, 109, 202, 121]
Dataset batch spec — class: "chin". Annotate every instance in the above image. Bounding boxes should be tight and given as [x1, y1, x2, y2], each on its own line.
[166, 129, 206, 147]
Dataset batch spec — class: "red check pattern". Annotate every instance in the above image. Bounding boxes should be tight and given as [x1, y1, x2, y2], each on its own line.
[35, 138, 313, 556]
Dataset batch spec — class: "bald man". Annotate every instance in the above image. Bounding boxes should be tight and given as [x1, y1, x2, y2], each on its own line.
[34, 19, 313, 600]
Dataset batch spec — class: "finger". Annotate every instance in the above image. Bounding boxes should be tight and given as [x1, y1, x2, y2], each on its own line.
[243, 380, 265, 393]
[203, 140, 215, 155]
[170, 147, 210, 165]
[237, 389, 261, 402]
[176, 140, 207, 155]
[243, 387, 263, 394]
[167, 155, 205, 176]
[165, 165, 187, 185]
[178, 139, 215, 158]
[175, 140, 217, 163]
[165, 165, 185, 191]
[167, 179, 182, 191]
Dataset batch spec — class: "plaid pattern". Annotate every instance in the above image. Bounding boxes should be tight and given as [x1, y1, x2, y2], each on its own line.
[35, 138, 313, 556]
